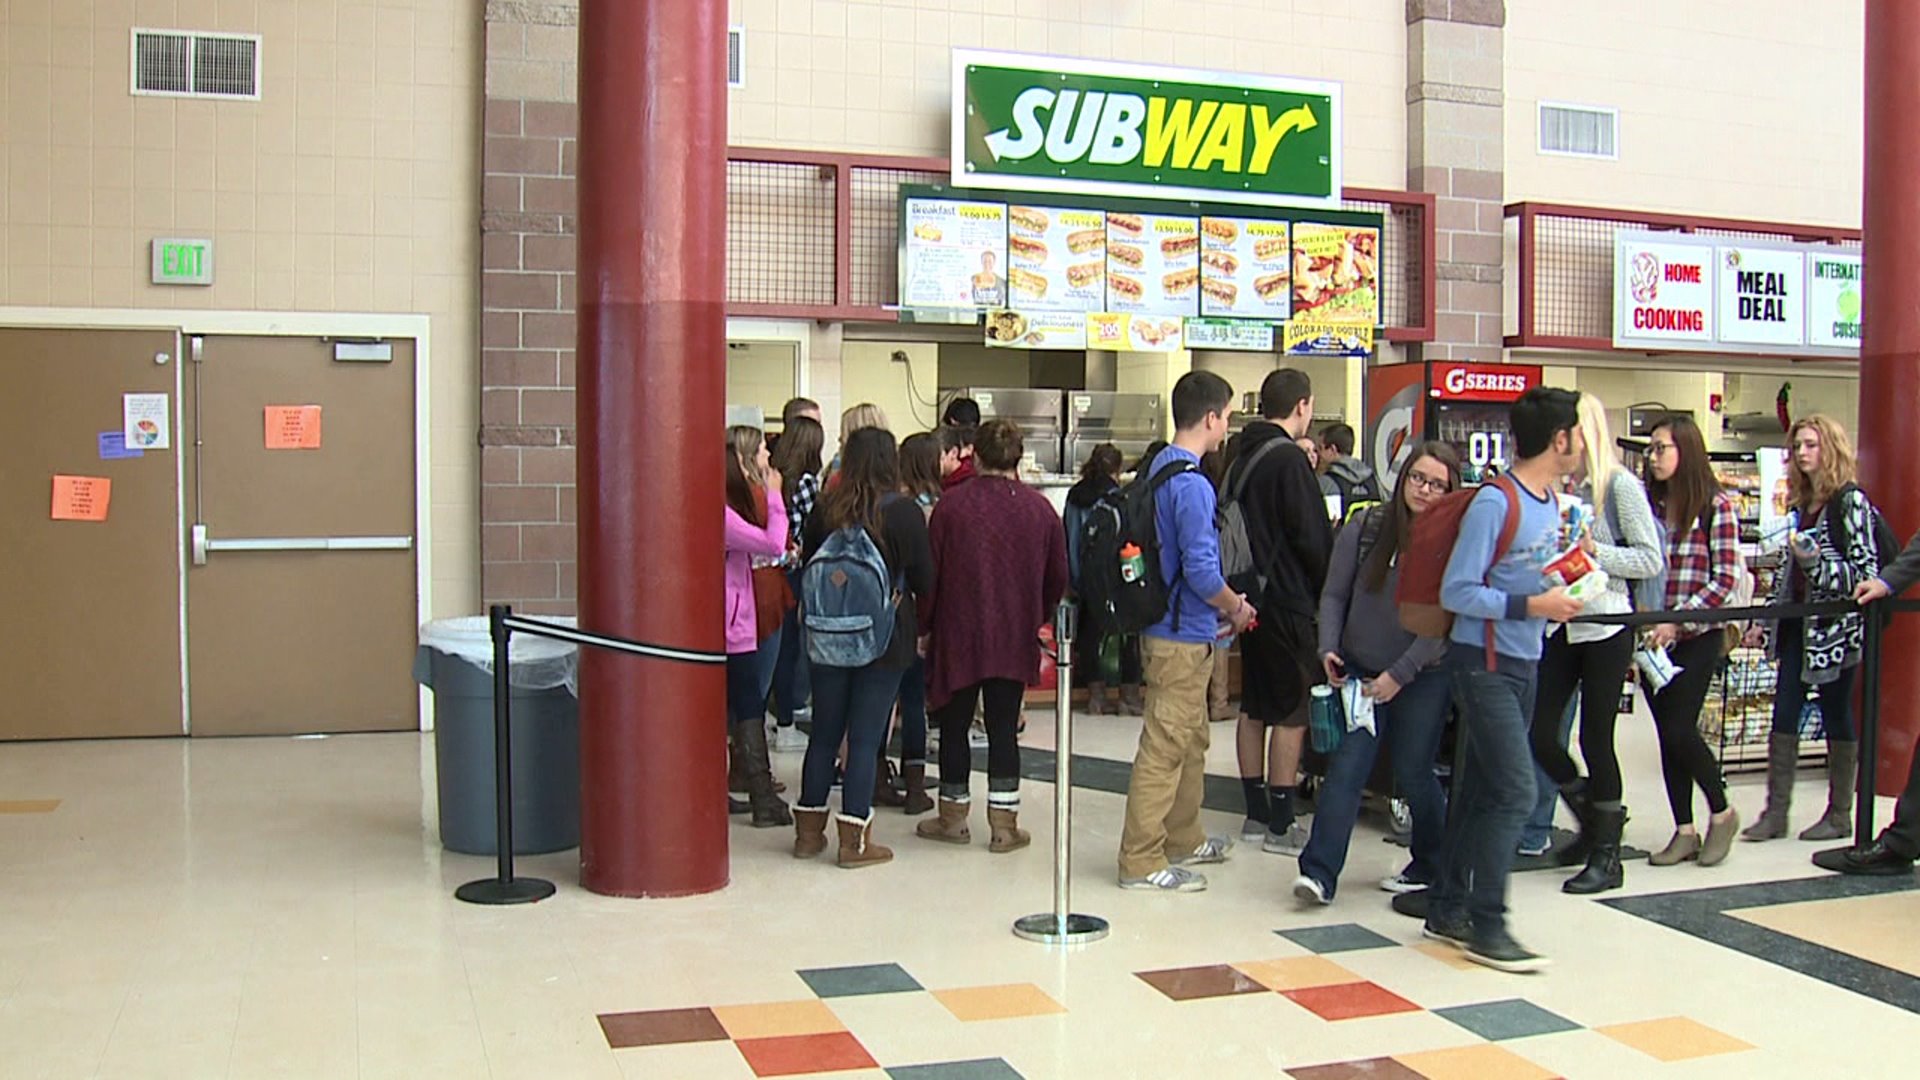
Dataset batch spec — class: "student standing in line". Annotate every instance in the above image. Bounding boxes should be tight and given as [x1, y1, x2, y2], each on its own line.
[1424, 387, 1585, 972]
[939, 408, 980, 491]
[782, 396, 823, 429]
[723, 425, 792, 828]
[1117, 371, 1253, 893]
[1831, 532, 1920, 875]
[767, 415, 825, 753]
[1064, 443, 1144, 716]
[877, 432, 945, 815]
[1638, 416, 1743, 866]
[1224, 369, 1333, 856]
[826, 403, 890, 483]
[1527, 395, 1667, 894]
[1746, 415, 1878, 843]
[1293, 442, 1459, 905]
[1318, 422, 1386, 523]
[1201, 449, 1238, 723]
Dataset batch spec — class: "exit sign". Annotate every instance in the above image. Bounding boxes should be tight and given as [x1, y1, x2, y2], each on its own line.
[151, 238, 214, 286]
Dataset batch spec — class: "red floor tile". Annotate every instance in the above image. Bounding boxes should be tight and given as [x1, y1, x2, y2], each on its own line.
[598, 1006, 729, 1048]
[1282, 981, 1422, 1021]
[735, 1030, 879, 1077]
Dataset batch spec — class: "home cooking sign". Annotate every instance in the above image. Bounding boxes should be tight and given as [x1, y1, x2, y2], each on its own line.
[953, 50, 1341, 209]
[1611, 231, 1861, 358]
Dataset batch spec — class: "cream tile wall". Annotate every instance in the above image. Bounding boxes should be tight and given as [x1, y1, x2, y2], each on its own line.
[0, 0, 482, 616]
[1505, 0, 1863, 225]
[727, 0, 1411, 190]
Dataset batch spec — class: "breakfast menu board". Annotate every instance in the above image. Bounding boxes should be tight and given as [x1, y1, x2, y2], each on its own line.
[1291, 223, 1381, 325]
[1005, 205, 1106, 312]
[1104, 212, 1199, 317]
[1199, 217, 1291, 320]
[901, 198, 1010, 309]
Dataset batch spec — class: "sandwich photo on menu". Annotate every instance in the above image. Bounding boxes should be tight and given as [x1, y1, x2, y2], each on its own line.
[1202, 278, 1238, 305]
[1108, 272, 1144, 301]
[1067, 228, 1105, 254]
[1254, 236, 1289, 262]
[1163, 267, 1200, 296]
[1008, 235, 1048, 262]
[1202, 250, 1239, 275]
[1009, 266, 1048, 300]
[1255, 271, 1290, 301]
[1108, 213, 1145, 236]
[1161, 234, 1199, 259]
[1109, 243, 1145, 268]
[1203, 218, 1239, 244]
[1067, 262, 1102, 287]
[1009, 206, 1050, 234]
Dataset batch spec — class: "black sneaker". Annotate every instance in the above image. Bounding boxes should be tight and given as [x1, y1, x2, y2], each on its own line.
[1465, 930, 1549, 973]
[1421, 913, 1472, 951]
[1813, 840, 1916, 876]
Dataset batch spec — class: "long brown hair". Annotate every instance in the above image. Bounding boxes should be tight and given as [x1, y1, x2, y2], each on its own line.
[771, 415, 824, 491]
[1361, 442, 1460, 592]
[817, 427, 900, 546]
[898, 432, 941, 501]
[1645, 415, 1718, 531]
[1786, 413, 1857, 513]
[725, 425, 765, 524]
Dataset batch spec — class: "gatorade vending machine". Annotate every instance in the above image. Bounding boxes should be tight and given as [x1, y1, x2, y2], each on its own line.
[1362, 361, 1544, 488]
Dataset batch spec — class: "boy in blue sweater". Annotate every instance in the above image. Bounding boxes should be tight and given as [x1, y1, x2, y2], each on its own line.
[1424, 386, 1586, 972]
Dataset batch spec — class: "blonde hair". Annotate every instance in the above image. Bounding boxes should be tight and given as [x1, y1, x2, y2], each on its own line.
[1575, 393, 1618, 509]
[840, 402, 890, 442]
[1787, 414, 1857, 511]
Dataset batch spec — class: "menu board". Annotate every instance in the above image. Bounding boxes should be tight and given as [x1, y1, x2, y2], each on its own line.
[1717, 247, 1805, 347]
[1199, 217, 1291, 320]
[1105, 212, 1199, 317]
[1806, 252, 1863, 349]
[984, 309, 1089, 350]
[1291, 223, 1381, 325]
[1183, 318, 1274, 351]
[1005, 205, 1106, 312]
[902, 198, 1009, 309]
[1089, 313, 1185, 352]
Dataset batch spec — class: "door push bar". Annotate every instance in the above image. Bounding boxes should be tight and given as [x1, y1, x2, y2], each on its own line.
[191, 524, 413, 565]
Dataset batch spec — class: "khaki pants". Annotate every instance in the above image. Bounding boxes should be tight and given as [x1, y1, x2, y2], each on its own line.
[1208, 642, 1233, 717]
[1119, 637, 1216, 879]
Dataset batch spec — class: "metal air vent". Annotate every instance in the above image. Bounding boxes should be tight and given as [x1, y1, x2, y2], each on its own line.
[1538, 102, 1617, 159]
[728, 26, 745, 89]
[132, 29, 261, 100]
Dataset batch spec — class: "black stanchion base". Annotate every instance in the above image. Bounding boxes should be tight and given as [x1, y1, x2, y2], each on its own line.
[456, 876, 557, 905]
[1013, 912, 1110, 945]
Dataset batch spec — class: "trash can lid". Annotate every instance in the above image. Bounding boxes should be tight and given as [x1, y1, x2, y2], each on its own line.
[420, 616, 579, 693]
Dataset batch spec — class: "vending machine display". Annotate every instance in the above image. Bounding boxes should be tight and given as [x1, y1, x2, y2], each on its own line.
[1362, 361, 1544, 488]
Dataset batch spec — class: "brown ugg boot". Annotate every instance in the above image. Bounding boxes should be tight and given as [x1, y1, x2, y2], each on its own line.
[792, 806, 830, 859]
[837, 812, 893, 869]
[1086, 682, 1113, 715]
[1119, 683, 1146, 717]
[988, 807, 1031, 854]
[901, 762, 933, 815]
[915, 796, 972, 844]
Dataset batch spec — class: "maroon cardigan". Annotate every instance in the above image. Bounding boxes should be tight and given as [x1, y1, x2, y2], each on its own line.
[924, 475, 1069, 710]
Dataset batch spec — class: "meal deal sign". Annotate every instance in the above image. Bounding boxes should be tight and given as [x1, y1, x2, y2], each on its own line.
[1717, 247, 1804, 347]
[954, 50, 1341, 208]
[1614, 237, 1713, 347]
[1612, 232, 1860, 357]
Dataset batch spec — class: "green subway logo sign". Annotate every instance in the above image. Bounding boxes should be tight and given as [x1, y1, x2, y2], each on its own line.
[954, 51, 1340, 207]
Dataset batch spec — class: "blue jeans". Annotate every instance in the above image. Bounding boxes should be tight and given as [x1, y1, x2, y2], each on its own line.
[1520, 695, 1576, 851]
[801, 662, 905, 819]
[753, 625, 783, 709]
[771, 570, 811, 725]
[896, 655, 928, 765]
[1429, 645, 1539, 939]
[1297, 665, 1452, 898]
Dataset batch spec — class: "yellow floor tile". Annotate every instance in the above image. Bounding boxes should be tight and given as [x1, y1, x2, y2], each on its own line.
[1230, 955, 1362, 991]
[1409, 942, 1481, 972]
[1394, 1043, 1559, 1080]
[1729, 892, 1920, 978]
[932, 983, 1066, 1022]
[0, 799, 60, 813]
[711, 999, 846, 1040]
[1597, 1016, 1756, 1062]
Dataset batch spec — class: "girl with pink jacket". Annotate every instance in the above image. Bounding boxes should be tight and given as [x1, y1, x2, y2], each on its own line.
[725, 426, 791, 826]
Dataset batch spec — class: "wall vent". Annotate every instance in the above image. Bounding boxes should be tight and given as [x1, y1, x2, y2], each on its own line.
[133, 29, 261, 100]
[1538, 102, 1617, 159]
[728, 26, 745, 89]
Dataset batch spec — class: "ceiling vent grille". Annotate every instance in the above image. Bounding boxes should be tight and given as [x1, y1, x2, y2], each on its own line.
[1538, 102, 1617, 159]
[133, 29, 261, 100]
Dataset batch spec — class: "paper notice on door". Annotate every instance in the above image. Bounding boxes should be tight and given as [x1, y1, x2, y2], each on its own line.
[123, 393, 171, 450]
[265, 405, 323, 450]
[51, 475, 112, 521]
[98, 431, 144, 460]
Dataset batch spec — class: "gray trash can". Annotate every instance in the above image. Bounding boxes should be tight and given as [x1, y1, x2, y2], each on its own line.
[416, 617, 580, 855]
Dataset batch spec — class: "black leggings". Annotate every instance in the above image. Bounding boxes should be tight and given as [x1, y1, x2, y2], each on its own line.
[1649, 632, 1730, 827]
[1531, 629, 1635, 803]
[935, 678, 1024, 790]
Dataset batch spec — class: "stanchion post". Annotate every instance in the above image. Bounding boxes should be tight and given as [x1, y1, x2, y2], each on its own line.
[1857, 604, 1884, 843]
[455, 604, 557, 905]
[1013, 600, 1109, 945]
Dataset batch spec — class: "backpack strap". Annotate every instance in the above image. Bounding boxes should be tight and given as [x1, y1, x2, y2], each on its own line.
[1223, 438, 1282, 503]
[1484, 474, 1526, 672]
[1147, 457, 1199, 632]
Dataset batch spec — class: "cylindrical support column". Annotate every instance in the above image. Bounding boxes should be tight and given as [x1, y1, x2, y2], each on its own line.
[575, 0, 730, 896]
[1860, 1, 1920, 799]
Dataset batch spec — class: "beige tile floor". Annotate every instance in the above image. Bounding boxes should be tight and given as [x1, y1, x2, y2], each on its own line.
[0, 708, 1915, 1079]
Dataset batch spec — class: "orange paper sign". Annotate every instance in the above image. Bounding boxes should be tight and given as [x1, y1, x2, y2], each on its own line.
[51, 475, 111, 521]
[265, 405, 323, 450]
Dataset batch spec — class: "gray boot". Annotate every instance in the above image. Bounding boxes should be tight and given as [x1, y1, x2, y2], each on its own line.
[1742, 732, 1798, 841]
[1798, 741, 1857, 841]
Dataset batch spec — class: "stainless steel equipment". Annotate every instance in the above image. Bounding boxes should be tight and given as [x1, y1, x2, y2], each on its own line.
[945, 387, 1066, 472]
[1064, 391, 1164, 475]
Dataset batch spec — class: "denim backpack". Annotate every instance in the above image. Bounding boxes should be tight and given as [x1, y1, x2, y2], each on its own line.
[800, 507, 900, 668]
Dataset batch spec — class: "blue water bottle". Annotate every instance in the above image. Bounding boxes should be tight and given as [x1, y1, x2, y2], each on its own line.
[1308, 684, 1343, 754]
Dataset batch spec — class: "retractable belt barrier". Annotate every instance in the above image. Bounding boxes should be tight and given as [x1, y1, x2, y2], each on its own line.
[454, 604, 726, 906]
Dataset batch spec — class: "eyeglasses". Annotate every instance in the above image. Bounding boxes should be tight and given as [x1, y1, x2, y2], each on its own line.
[1406, 473, 1451, 493]
[1647, 441, 1677, 456]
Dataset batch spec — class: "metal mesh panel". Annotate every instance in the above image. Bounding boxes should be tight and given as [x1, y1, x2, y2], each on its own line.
[1342, 197, 1423, 330]
[726, 160, 836, 306]
[192, 35, 258, 97]
[134, 32, 190, 94]
[850, 165, 945, 309]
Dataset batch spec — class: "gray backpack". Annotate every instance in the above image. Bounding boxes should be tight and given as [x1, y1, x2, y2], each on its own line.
[1219, 439, 1283, 598]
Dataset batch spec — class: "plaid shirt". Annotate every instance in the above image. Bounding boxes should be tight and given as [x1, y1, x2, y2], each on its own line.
[787, 472, 819, 547]
[1661, 491, 1740, 638]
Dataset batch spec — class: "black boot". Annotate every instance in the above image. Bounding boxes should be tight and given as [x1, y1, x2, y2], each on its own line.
[1563, 805, 1626, 894]
[732, 719, 792, 827]
[1554, 779, 1598, 867]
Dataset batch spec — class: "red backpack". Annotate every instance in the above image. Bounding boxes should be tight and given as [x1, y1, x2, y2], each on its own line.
[1394, 474, 1523, 669]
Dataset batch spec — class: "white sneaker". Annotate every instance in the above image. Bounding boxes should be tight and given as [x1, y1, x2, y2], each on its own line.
[1172, 835, 1234, 866]
[968, 726, 990, 750]
[1120, 866, 1208, 892]
[770, 725, 809, 753]
[1378, 871, 1430, 894]
[1292, 874, 1331, 906]
[1263, 820, 1310, 856]
[1241, 817, 1268, 841]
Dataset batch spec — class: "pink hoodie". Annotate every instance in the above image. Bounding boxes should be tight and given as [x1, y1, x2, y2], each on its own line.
[723, 486, 789, 655]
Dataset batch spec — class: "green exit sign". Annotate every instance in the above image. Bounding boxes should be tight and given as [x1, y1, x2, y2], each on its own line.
[151, 238, 214, 286]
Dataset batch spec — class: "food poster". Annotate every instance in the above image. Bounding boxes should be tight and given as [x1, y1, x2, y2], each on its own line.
[984, 310, 1089, 349]
[1291, 223, 1381, 325]
[901, 198, 1010, 309]
[1104, 211, 1199, 317]
[1198, 217, 1291, 319]
[1005, 205, 1106, 312]
[1089, 312, 1185, 352]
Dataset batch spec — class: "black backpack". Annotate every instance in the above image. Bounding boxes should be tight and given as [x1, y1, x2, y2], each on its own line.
[1827, 482, 1902, 627]
[1080, 457, 1197, 637]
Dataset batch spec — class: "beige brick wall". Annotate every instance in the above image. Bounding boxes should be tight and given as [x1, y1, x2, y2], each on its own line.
[0, 0, 484, 616]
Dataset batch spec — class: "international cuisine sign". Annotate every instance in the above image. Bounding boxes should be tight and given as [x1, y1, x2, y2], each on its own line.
[1612, 232, 1862, 357]
[954, 50, 1341, 208]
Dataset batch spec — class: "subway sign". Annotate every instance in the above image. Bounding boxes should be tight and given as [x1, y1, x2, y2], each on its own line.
[953, 50, 1341, 208]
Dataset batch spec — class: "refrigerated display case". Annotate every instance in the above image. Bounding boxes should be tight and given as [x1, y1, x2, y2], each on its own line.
[1362, 361, 1544, 489]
